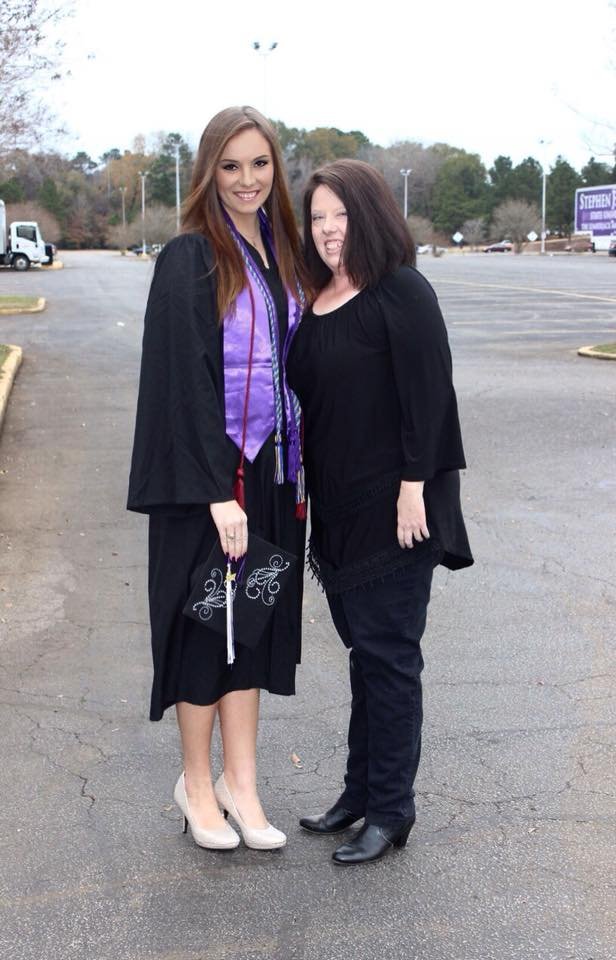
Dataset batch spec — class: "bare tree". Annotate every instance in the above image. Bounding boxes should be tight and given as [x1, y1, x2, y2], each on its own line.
[492, 200, 541, 253]
[407, 215, 435, 245]
[461, 218, 486, 250]
[0, 1, 70, 156]
[5, 202, 61, 243]
[109, 204, 177, 249]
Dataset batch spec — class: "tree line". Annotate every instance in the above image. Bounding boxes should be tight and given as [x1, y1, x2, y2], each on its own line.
[1, 125, 614, 250]
[2, 1, 615, 251]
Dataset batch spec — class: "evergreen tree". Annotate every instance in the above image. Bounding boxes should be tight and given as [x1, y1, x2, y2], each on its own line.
[546, 156, 582, 234]
[488, 155, 514, 208]
[148, 133, 192, 207]
[0, 177, 24, 202]
[432, 153, 489, 234]
[38, 177, 69, 227]
[509, 157, 542, 206]
[580, 157, 613, 186]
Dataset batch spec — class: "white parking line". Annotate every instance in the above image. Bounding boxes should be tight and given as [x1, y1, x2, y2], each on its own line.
[436, 278, 616, 304]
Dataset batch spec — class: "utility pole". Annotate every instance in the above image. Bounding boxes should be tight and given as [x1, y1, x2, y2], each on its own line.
[252, 41, 278, 115]
[539, 139, 551, 256]
[400, 168, 412, 221]
[119, 186, 127, 253]
[137, 171, 149, 257]
[174, 144, 181, 235]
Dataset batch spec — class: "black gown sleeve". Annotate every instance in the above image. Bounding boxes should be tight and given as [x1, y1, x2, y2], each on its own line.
[378, 266, 466, 482]
[127, 233, 236, 515]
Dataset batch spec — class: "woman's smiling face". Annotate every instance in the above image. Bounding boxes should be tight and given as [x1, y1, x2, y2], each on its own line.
[215, 127, 274, 223]
[310, 184, 348, 274]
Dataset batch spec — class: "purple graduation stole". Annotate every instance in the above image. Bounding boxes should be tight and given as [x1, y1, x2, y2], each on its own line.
[222, 210, 305, 515]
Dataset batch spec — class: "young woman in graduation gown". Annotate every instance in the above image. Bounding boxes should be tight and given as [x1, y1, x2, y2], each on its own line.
[127, 107, 310, 851]
[286, 160, 473, 865]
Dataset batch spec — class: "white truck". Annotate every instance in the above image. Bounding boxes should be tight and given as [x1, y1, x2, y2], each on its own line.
[0, 199, 54, 270]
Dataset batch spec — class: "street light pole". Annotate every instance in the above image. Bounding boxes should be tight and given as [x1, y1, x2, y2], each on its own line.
[541, 167, 547, 255]
[400, 168, 412, 221]
[119, 186, 127, 253]
[137, 170, 149, 256]
[174, 144, 181, 235]
[252, 41, 278, 115]
[539, 139, 551, 256]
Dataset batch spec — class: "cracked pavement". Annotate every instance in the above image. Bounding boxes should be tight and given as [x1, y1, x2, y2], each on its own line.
[0, 250, 615, 960]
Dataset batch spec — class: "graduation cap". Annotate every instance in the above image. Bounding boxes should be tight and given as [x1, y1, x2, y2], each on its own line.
[183, 534, 297, 664]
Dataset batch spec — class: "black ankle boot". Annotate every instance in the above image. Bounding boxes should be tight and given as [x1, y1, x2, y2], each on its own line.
[299, 804, 363, 835]
[332, 818, 415, 865]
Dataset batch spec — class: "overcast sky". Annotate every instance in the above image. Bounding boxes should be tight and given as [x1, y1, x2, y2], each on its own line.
[52, 0, 616, 172]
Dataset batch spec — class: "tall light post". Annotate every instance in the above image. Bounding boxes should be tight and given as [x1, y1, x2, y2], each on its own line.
[137, 170, 149, 257]
[400, 168, 412, 221]
[252, 41, 278, 115]
[539, 139, 551, 256]
[174, 144, 181, 235]
[119, 186, 127, 253]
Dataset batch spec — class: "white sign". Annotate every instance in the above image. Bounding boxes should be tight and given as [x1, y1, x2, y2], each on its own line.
[452, 231, 463, 244]
[527, 230, 538, 242]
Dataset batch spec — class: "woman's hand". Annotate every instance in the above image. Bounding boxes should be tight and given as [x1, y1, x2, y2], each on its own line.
[397, 481, 429, 549]
[209, 500, 248, 560]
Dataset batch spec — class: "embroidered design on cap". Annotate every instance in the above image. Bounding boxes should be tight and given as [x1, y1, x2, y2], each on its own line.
[192, 568, 236, 621]
[245, 555, 291, 607]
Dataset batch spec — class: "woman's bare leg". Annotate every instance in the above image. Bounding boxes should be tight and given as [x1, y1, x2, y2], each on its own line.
[218, 689, 268, 829]
[176, 700, 228, 830]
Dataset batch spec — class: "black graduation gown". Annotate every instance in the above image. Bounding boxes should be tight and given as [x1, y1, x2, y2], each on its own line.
[127, 233, 306, 720]
[286, 265, 473, 594]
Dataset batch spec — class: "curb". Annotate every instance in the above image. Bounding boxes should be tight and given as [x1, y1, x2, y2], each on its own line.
[0, 345, 23, 435]
[578, 345, 616, 361]
[0, 297, 46, 316]
[41, 260, 64, 270]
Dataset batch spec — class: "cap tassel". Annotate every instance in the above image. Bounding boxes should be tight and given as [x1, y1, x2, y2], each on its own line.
[295, 464, 306, 519]
[225, 560, 236, 665]
[274, 432, 285, 484]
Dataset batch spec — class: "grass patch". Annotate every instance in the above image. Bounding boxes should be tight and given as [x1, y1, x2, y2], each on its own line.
[0, 344, 9, 368]
[591, 342, 616, 354]
[0, 295, 40, 311]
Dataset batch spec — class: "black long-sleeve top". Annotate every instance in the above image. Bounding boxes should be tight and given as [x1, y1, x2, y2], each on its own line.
[285, 265, 473, 593]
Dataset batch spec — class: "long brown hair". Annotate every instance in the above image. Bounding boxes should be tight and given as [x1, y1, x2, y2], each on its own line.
[182, 106, 308, 319]
[302, 159, 416, 297]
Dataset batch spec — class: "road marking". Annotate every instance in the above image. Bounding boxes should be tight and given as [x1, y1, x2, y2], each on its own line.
[436, 278, 616, 304]
[451, 320, 616, 329]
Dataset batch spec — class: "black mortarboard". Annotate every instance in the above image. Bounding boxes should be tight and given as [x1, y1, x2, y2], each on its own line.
[182, 534, 297, 663]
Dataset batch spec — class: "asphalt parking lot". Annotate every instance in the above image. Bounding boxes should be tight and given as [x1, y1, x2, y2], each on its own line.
[0, 250, 614, 960]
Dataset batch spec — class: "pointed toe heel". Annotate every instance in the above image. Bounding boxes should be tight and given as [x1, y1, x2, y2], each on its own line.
[214, 773, 286, 850]
[174, 772, 240, 850]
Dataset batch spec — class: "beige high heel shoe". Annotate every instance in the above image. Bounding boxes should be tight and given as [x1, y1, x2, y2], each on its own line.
[214, 773, 286, 850]
[174, 772, 240, 850]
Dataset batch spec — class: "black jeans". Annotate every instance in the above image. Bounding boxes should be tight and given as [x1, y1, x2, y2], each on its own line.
[326, 556, 434, 828]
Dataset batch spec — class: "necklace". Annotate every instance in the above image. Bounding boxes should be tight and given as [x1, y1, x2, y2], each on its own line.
[238, 227, 261, 247]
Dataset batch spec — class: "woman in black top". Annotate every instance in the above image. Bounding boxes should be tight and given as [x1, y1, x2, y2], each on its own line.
[286, 159, 473, 865]
[128, 107, 309, 851]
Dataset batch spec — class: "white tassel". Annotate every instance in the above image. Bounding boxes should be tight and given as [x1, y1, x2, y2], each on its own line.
[225, 561, 236, 665]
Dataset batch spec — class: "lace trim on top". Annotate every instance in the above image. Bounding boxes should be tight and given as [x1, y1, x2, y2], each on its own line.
[307, 536, 441, 595]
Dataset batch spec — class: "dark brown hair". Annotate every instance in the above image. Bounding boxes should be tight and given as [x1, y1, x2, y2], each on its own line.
[302, 159, 416, 296]
[182, 106, 309, 319]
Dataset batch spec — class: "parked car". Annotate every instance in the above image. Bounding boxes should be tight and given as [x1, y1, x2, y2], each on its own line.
[483, 240, 512, 253]
[416, 244, 447, 255]
[564, 237, 595, 252]
[609, 239, 616, 258]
